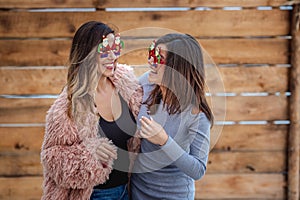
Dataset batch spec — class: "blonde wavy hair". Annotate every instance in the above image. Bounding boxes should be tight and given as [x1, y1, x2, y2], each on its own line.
[66, 21, 114, 126]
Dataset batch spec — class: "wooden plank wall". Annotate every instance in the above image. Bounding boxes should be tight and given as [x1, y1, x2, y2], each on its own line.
[0, 0, 292, 199]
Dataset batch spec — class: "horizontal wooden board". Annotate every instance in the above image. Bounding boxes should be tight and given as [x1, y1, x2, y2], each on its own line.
[0, 0, 94, 9]
[119, 38, 290, 65]
[0, 174, 285, 199]
[0, 124, 287, 154]
[223, 95, 288, 121]
[0, 177, 43, 200]
[0, 124, 287, 176]
[133, 66, 289, 93]
[97, 0, 289, 8]
[0, 10, 290, 38]
[206, 151, 286, 173]
[0, 150, 285, 176]
[0, 153, 42, 176]
[0, 127, 44, 153]
[0, 98, 55, 123]
[0, 0, 288, 9]
[0, 67, 67, 94]
[0, 95, 288, 123]
[210, 66, 289, 93]
[0, 40, 70, 66]
[0, 38, 289, 66]
[0, 66, 288, 95]
[195, 174, 285, 199]
[213, 124, 288, 151]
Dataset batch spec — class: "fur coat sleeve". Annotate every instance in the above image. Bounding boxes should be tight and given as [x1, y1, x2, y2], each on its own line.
[41, 89, 116, 190]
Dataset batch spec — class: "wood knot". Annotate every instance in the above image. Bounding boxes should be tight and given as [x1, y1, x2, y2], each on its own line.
[14, 143, 29, 150]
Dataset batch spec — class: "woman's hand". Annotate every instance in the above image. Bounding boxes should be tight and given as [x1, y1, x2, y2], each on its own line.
[95, 142, 117, 163]
[139, 116, 168, 146]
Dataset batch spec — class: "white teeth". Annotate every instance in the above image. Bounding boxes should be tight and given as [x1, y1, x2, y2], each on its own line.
[105, 64, 114, 67]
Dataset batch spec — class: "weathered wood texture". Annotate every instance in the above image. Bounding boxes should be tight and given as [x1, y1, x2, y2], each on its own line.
[195, 174, 286, 199]
[0, 124, 287, 176]
[97, 0, 289, 8]
[0, 0, 288, 9]
[120, 38, 289, 65]
[0, 95, 288, 123]
[0, 2, 293, 200]
[214, 124, 288, 151]
[0, 125, 287, 153]
[0, 174, 285, 200]
[0, 66, 288, 95]
[0, 148, 286, 176]
[0, 10, 289, 38]
[0, 38, 289, 66]
[288, 4, 300, 200]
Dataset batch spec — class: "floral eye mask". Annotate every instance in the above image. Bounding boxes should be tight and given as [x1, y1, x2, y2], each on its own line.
[148, 40, 165, 67]
[97, 33, 124, 58]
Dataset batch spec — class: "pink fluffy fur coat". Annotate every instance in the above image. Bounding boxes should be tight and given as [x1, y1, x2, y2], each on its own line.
[41, 64, 142, 200]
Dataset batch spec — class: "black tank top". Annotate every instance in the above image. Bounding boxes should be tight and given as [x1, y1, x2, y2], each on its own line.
[94, 94, 136, 189]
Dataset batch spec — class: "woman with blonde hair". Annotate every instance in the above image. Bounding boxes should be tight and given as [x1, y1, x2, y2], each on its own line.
[41, 21, 142, 200]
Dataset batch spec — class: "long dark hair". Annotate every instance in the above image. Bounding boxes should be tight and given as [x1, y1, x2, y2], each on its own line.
[146, 33, 214, 125]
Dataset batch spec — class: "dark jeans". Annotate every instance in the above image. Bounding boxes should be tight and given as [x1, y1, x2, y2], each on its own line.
[90, 184, 129, 200]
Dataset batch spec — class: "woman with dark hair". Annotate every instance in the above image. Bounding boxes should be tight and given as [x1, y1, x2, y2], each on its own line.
[131, 33, 213, 199]
[41, 21, 142, 200]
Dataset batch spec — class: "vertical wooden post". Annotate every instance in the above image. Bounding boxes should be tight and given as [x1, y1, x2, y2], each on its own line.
[289, 4, 300, 200]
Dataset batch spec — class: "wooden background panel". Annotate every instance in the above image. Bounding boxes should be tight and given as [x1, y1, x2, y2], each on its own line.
[0, 150, 285, 176]
[0, 40, 70, 66]
[0, 67, 67, 95]
[195, 174, 285, 199]
[0, 177, 43, 200]
[207, 151, 286, 173]
[223, 95, 288, 121]
[120, 38, 290, 65]
[0, 124, 287, 176]
[0, 125, 287, 153]
[0, 127, 44, 153]
[0, 0, 94, 9]
[0, 174, 285, 200]
[135, 66, 289, 93]
[0, 66, 288, 95]
[0, 153, 42, 176]
[213, 124, 288, 151]
[0, 0, 288, 9]
[0, 98, 54, 123]
[97, 0, 288, 8]
[0, 10, 290, 38]
[0, 38, 289, 66]
[211, 66, 289, 93]
[0, 96, 288, 123]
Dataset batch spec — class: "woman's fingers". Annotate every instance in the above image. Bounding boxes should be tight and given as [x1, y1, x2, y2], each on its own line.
[96, 143, 117, 161]
[140, 116, 153, 132]
[96, 151, 110, 162]
[139, 129, 151, 139]
[140, 116, 152, 125]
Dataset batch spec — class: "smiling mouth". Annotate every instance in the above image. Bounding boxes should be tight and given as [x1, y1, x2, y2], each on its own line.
[104, 63, 114, 68]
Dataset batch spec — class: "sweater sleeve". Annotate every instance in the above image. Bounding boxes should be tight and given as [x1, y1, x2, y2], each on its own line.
[160, 113, 210, 180]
